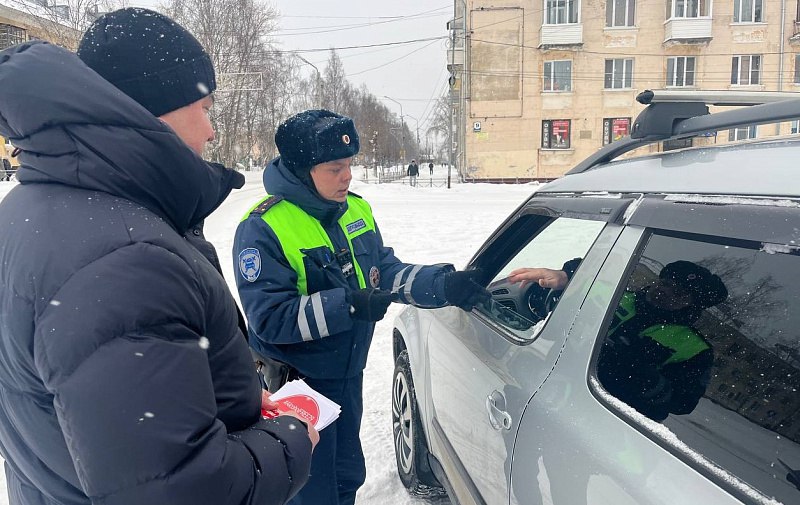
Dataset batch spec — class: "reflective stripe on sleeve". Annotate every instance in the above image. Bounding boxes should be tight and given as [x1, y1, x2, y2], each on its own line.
[297, 295, 314, 342]
[393, 266, 410, 293]
[403, 265, 423, 305]
[310, 292, 330, 338]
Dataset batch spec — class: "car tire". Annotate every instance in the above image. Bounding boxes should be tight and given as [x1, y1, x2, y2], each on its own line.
[392, 350, 444, 496]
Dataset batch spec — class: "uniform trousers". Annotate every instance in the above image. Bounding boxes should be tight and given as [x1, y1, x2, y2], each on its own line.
[288, 373, 366, 505]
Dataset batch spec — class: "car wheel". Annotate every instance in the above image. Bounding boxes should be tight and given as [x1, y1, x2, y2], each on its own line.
[392, 350, 444, 496]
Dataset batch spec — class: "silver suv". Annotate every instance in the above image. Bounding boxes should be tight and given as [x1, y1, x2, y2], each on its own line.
[391, 91, 800, 505]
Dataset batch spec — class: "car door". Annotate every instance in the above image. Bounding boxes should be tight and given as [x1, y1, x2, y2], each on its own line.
[424, 196, 633, 505]
[511, 195, 800, 505]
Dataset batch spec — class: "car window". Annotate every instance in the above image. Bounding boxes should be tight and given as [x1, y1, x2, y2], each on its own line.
[594, 231, 800, 503]
[475, 216, 605, 340]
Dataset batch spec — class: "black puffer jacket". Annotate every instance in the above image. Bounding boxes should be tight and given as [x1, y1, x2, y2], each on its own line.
[0, 42, 311, 505]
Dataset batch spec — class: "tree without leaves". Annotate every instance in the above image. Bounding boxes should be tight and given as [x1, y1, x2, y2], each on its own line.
[426, 94, 450, 164]
[152, 3, 422, 169]
[321, 50, 347, 113]
[9, 0, 122, 48]
[166, 0, 283, 166]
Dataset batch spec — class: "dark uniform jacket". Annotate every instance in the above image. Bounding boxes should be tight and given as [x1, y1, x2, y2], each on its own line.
[234, 159, 452, 379]
[0, 42, 311, 505]
[598, 291, 714, 421]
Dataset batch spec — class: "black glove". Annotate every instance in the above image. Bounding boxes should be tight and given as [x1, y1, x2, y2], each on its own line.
[348, 288, 397, 321]
[444, 270, 491, 311]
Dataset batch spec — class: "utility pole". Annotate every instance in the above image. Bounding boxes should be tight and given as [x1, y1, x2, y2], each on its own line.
[447, 22, 455, 189]
[383, 96, 405, 165]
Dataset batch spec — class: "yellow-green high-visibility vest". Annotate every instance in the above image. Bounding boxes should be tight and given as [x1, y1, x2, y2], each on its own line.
[242, 194, 376, 295]
[609, 292, 710, 366]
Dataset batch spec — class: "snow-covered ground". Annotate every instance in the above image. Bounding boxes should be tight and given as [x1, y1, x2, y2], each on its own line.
[0, 166, 536, 504]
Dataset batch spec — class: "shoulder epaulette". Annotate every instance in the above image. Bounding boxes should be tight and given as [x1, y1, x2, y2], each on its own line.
[347, 191, 363, 199]
[250, 195, 284, 215]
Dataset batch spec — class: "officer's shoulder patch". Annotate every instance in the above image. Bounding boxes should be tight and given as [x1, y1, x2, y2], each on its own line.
[238, 247, 261, 282]
[250, 195, 284, 216]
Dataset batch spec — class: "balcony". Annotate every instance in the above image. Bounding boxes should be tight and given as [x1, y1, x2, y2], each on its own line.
[447, 47, 464, 70]
[664, 18, 712, 43]
[790, 20, 800, 43]
[540, 23, 583, 48]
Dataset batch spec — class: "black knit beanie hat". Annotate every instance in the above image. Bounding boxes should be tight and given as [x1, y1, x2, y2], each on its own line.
[275, 109, 360, 179]
[660, 261, 728, 309]
[77, 7, 216, 117]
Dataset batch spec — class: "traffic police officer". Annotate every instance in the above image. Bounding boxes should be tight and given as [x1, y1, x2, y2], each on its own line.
[233, 109, 489, 505]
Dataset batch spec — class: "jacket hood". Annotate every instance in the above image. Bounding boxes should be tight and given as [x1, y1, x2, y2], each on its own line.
[263, 157, 347, 225]
[0, 41, 243, 234]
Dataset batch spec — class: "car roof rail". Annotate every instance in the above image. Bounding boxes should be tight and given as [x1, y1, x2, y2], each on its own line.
[566, 89, 800, 175]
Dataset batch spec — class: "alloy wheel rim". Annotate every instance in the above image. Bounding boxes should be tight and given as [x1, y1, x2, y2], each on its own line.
[392, 370, 414, 475]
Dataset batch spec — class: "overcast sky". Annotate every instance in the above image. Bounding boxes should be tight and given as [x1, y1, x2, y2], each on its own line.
[271, 1, 452, 134]
[133, 0, 453, 138]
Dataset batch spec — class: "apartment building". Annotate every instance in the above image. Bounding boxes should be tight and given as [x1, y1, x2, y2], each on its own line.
[0, 2, 82, 51]
[447, 0, 800, 181]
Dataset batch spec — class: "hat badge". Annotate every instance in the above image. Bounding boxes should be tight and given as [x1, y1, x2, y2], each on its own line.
[342, 134, 351, 145]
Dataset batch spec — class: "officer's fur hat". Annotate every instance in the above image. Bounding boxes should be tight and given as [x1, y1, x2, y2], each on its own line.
[275, 109, 360, 177]
[660, 261, 728, 309]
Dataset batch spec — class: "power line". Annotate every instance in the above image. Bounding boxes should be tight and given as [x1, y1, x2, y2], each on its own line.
[276, 7, 450, 36]
[287, 35, 448, 54]
[419, 72, 449, 132]
[349, 39, 440, 76]
[205, 35, 448, 58]
[280, 6, 451, 20]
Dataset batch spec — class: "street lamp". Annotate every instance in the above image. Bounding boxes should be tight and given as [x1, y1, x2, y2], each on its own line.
[383, 96, 405, 164]
[296, 53, 321, 108]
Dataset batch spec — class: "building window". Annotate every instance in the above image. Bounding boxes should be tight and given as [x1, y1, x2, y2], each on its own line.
[791, 120, 800, 134]
[666, 56, 696, 87]
[542, 119, 571, 149]
[728, 125, 757, 140]
[606, 0, 636, 26]
[603, 118, 631, 145]
[731, 55, 761, 85]
[794, 55, 800, 84]
[545, 0, 579, 24]
[734, 0, 762, 22]
[604, 58, 634, 89]
[667, 0, 711, 18]
[544, 60, 572, 92]
[0, 24, 26, 50]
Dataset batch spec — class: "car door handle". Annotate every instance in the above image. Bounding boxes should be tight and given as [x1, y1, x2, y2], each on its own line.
[486, 390, 512, 431]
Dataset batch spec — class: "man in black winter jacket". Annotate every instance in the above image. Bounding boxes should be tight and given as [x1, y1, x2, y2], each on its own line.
[0, 8, 314, 505]
[407, 159, 419, 186]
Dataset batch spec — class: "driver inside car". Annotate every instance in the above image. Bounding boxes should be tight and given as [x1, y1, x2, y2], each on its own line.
[507, 258, 582, 291]
[509, 259, 728, 421]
